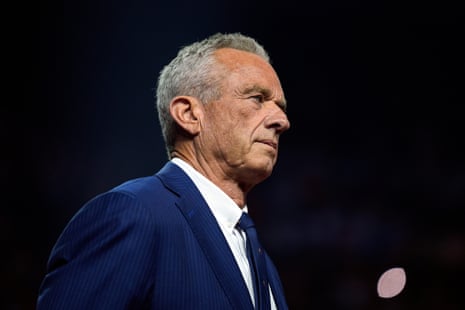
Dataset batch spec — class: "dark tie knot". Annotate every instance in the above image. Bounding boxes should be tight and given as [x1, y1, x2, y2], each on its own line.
[238, 212, 255, 230]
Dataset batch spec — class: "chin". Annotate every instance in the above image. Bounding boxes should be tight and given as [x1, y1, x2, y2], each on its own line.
[248, 162, 275, 181]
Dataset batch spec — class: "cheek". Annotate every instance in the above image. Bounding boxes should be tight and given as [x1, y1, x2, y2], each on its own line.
[205, 104, 259, 149]
[218, 126, 252, 158]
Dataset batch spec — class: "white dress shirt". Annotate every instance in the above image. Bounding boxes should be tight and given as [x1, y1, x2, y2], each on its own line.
[172, 158, 277, 309]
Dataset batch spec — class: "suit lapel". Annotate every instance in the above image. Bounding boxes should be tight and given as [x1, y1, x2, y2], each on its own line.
[157, 162, 253, 309]
[266, 255, 289, 310]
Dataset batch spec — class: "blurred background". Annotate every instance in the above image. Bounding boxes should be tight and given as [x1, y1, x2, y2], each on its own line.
[4, 0, 464, 309]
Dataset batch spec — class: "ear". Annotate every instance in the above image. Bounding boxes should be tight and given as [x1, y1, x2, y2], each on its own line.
[169, 96, 203, 136]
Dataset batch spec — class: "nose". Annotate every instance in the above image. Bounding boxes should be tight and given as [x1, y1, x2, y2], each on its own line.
[265, 103, 290, 134]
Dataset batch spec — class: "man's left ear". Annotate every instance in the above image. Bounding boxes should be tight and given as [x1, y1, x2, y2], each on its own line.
[169, 96, 203, 136]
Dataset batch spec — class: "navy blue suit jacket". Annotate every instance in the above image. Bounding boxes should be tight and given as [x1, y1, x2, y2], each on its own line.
[37, 162, 288, 309]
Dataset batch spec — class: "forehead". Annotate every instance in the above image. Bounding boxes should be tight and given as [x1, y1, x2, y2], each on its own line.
[214, 48, 284, 96]
[214, 48, 274, 74]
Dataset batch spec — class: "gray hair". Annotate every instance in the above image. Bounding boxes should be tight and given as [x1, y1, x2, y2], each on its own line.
[155, 32, 270, 158]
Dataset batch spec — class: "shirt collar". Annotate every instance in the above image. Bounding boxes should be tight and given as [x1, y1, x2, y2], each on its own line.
[171, 158, 245, 231]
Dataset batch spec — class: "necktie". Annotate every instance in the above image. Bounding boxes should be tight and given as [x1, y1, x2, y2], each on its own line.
[238, 212, 271, 310]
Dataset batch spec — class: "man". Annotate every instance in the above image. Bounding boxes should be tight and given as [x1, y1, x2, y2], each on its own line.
[37, 32, 290, 309]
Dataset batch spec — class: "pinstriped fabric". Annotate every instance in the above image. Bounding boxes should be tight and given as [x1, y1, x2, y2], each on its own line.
[37, 162, 288, 309]
[176, 196, 253, 309]
[38, 192, 159, 309]
[265, 254, 289, 310]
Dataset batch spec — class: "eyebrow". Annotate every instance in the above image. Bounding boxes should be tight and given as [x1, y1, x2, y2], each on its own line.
[240, 85, 287, 111]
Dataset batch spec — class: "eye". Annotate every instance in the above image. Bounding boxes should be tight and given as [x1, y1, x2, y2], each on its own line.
[250, 94, 265, 103]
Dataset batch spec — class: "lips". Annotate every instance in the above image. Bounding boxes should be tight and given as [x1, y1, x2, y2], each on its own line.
[257, 139, 277, 150]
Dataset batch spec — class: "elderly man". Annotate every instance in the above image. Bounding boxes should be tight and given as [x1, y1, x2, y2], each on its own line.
[38, 32, 290, 310]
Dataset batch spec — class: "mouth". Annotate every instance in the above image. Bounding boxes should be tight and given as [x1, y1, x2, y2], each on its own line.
[257, 139, 277, 150]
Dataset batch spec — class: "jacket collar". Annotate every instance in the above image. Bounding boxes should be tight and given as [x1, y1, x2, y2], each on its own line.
[156, 162, 254, 309]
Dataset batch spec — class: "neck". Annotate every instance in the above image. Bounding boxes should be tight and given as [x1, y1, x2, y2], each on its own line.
[171, 150, 249, 208]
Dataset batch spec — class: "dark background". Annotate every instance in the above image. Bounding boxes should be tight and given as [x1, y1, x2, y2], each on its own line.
[4, 0, 464, 309]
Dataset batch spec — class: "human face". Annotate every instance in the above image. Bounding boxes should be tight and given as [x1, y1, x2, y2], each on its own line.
[198, 48, 290, 187]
